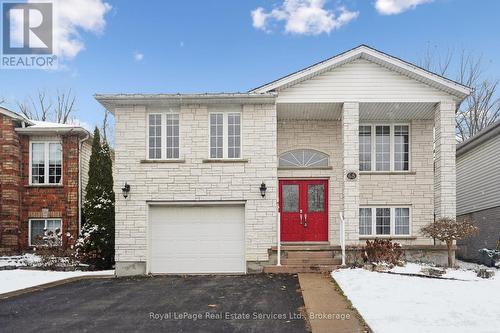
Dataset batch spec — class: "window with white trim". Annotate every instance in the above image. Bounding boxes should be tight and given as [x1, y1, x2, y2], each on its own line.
[209, 112, 241, 159]
[359, 124, 410, 171]
[359, 207, 411, 236]
[148, 112, 180, 159]
[31, 142, 62, 185]
[29, 219, 62, 246]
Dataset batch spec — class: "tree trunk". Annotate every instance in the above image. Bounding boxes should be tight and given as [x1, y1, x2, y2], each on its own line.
[446, 241, 453, 267]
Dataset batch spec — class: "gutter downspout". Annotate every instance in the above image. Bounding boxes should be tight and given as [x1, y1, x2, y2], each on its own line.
[277, 200, 281, 266]
[78, 132, 90, 235]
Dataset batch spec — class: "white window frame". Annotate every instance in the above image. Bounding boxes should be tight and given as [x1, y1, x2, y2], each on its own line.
[28, 218, 63, 246]
[359, 206, 412, 236]
[208, 111, 242, 159]
[146, 112, 180, 160]
[29, 141, 63, 185]
[359, 123, 411, 172]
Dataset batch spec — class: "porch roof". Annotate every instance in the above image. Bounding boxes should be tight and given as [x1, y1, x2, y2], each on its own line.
[277, 102, 436, 121]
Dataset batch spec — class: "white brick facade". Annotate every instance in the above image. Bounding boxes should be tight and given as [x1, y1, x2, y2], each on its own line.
[100, 46, 470, 274]
[113, 103, 277, 266]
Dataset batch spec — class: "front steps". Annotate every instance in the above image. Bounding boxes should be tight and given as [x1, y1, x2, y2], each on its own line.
[264, 245, 342, 273]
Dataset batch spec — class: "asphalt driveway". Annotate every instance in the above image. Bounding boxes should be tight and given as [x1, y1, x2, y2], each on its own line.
[0, 274, 308, 333]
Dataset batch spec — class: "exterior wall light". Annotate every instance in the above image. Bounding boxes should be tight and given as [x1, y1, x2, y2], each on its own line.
[260, 182, 267, 197]
[122, 182, 131, 199]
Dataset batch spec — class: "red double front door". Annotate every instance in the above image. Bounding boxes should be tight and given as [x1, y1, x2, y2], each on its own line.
[279, 179, 328, 242]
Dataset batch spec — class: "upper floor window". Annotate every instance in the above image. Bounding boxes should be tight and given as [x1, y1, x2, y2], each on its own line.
[31, 141, 62, 185]
[359, 124, 410, 172]
[209, 112, 241, 159]
[279, 149, 329, 168]
[148, 113, 179, 159]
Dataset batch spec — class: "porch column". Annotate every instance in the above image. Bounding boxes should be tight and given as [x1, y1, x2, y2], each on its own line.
[434, 101, 456, 219]
[342, 102, 359, 245]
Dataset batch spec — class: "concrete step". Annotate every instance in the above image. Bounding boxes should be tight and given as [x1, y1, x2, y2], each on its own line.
[287, 251, 334, 259]
[264, 264, 339, 274]
[282, 258, 342, 265]
[271, 245, 336, 251]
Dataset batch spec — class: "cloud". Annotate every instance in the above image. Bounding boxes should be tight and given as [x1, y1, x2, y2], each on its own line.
[374, 0, 433, 15]
[9, 0, 112, 59]
[134, 51, 144, 62]
[251, 0, 359, 35]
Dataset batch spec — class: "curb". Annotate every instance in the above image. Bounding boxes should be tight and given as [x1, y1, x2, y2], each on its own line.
[0, 274, 115, 300]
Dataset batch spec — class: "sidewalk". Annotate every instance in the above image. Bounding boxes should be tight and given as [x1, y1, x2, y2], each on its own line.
[298, 273, 369, 333]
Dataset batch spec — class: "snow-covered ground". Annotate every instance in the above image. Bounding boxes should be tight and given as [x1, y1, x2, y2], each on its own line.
[332, 262, 500, 333]
[0, 269, 115, 294]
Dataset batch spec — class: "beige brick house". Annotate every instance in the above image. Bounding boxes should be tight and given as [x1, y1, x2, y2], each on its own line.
[96, 45, 471, 276]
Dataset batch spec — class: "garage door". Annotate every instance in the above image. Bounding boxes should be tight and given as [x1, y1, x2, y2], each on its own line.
[149, 205, 245, 274]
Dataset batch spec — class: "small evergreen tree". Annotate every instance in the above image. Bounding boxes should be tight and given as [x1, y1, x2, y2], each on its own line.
[77, 127, 115, 269]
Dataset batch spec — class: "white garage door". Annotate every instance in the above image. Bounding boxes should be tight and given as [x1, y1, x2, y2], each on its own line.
[149, 204, 245, 274]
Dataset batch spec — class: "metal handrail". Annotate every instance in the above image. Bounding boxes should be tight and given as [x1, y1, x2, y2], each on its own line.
[339, 212, 346, 266]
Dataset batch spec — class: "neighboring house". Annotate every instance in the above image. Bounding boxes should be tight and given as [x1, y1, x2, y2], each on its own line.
[96, 45, 471, 276]
[456, 120, 500, 261]
[0, 107, 91, 254]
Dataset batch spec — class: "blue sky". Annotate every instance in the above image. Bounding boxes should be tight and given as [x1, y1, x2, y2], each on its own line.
[1, 0, 500, 130]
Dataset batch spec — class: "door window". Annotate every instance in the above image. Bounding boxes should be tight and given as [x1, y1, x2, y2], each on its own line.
[307, 184, 324, 212]
[282, 184, 299, 212]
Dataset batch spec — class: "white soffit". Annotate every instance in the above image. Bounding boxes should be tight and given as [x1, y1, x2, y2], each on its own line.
[277, 103, 342, 120]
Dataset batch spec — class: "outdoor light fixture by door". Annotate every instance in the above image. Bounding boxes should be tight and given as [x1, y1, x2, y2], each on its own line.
[260, 182, 267, 197]
[122, 182, 131, 199]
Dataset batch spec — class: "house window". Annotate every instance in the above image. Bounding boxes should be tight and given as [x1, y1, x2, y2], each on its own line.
[209, 112, 241, 159]
[29, 219, 62, 246]
[148, 114, 162, 159]
[376, 208, 391, 235]
[148, 112, 180, 159]
[166, 113, 180, 159]
[394, 125, 409, 171]
[31, 142, 62, 185]
[395, 207, 410, 235]
[359, 124, 410, 171]
[279, 149, 329, 168]
[359, 207, 411, 236]
[359, 126, 372, 171]
[227, 113, 241, 158]
[359, 208, 372, 235]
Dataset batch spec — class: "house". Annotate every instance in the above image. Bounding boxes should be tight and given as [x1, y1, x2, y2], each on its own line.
[456, 120, 500, 261]
[96, 45, 471, 276]
[0, 107, 91, 254]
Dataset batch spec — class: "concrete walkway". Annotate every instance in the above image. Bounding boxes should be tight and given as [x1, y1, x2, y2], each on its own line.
[298, 273, 368, 333]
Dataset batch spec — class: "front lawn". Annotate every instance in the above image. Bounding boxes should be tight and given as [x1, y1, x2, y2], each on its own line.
[332, 262, 499, 333]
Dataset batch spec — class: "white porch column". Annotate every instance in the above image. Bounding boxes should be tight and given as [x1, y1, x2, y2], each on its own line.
[342, 102, 359, 245]
[434, 101, 456, 219]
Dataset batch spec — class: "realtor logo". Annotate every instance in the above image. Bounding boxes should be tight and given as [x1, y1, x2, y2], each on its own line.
[1, 2, 56, 68]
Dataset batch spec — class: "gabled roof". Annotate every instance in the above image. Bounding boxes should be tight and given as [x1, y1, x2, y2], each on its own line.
[0, 106, 34, 125]
[250, 45, 472, 100]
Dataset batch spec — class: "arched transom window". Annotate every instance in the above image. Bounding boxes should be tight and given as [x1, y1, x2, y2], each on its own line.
[279, 149, 329, 168]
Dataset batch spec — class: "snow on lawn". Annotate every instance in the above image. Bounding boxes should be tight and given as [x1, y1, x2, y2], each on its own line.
[0, 269, 114, 295]
[332, 265, 500, 333]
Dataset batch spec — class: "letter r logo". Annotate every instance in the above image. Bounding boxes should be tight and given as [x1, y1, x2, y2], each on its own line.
[2, 2, 53, 54]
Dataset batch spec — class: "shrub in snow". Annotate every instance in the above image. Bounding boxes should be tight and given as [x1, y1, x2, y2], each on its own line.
[421, 217, 478, 267]
[32, 229, 79, 270]
[478, 248, 500, 268]
[76, 128, 115, 270]
[361, 239, 403, 266]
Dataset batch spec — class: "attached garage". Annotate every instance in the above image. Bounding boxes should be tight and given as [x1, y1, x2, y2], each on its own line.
[149, 204, 246, 274]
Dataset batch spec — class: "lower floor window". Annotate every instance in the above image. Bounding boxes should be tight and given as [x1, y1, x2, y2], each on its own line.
[29, 219, 62, 246]
[359, 207, 410, 236]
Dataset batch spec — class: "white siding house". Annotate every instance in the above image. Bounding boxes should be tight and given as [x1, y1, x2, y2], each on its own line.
[96, 45, 471, 276]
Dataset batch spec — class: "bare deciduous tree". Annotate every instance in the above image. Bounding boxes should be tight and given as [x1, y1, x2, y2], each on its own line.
[420, 46, 500, 142]
[16, 89, 76, 124]
[421, 217, 478, 267]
